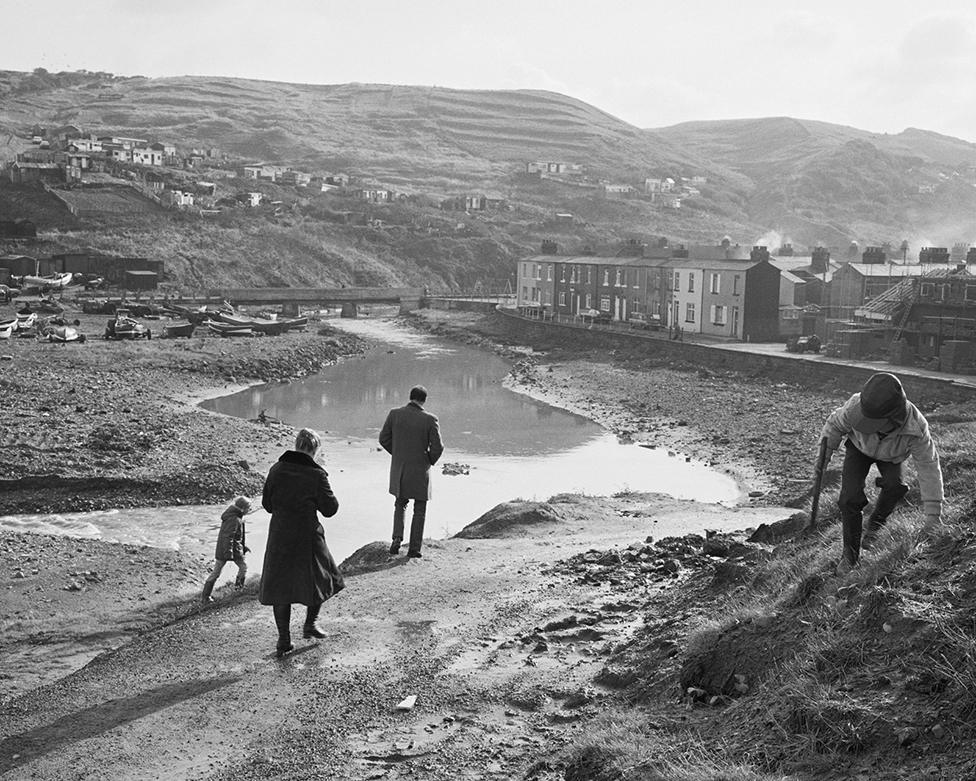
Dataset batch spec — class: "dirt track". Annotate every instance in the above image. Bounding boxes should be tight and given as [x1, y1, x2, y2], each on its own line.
[0, 495, 796, 780]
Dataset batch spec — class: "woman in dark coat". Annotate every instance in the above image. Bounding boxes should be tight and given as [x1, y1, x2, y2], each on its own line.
[259, 427, 343, 657]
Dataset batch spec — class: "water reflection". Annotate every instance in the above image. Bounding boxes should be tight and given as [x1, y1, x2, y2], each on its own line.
[202, 325, 594, 458]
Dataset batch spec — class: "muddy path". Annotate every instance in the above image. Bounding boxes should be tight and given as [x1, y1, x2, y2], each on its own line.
[0, 496, 797, 780]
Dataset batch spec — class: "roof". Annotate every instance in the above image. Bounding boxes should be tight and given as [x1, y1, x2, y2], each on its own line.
[122, 270, 158, 277]
[525, 254, 671, 268]
[665, 257, 762, 271]
[781, 270, 806, 285]
[841, 263, 928, 277]
[683, 245, 752, 260]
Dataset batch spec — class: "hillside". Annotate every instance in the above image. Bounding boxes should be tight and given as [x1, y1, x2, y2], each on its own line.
[2, 70, 976, 290]
[654, 118, 976, 248]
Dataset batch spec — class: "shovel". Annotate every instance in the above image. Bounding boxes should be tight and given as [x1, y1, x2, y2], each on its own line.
[807, 437, 829, 529]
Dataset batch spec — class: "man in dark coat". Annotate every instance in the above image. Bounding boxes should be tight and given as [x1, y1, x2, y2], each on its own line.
[379, 385, 444, 558]
[259, 428, 343, 657]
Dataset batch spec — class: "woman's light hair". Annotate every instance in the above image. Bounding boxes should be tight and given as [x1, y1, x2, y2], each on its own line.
[294, 428, 321, 454]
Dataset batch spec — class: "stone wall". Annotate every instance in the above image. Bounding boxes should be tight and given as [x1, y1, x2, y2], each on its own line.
[494, 309, 976, 405]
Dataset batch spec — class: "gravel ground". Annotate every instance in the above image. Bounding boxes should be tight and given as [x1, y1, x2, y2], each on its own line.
[0, 301, 367, 514]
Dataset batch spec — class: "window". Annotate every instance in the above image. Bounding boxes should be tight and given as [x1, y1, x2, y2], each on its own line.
[585, 293, 592, 308]
[560, 265, 567, 282]
[712, 304, 726, 325]
[615, 269, 623, 287]
[586, 267, 592, 284]
[558, 292, 566, 306]
[600, 297, 611, 312]
[603, 269, 610, 285]
[521, 286, 528, 301]
[710, 273, 720, 294]
[534, 264, 541, 280]
[733, 275, 741, 295]
[571, 266, 578, 283]
[672, 271, 680, 291]
[523, 263, 529, 278]
[920, 283, 932, 297]
[966, 285, 976, 301]
[688, 274, 695, 293]
[531, 288, 540, 302]
[685, 303, 696, 323]
[547, 265, 553, 281]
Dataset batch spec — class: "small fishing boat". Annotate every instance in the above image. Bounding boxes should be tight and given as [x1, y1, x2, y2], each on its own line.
[163, 320, 196, 338]
[21, 272, 73, 290]
[15, 311, 36, 330]
[0, 324, 12, 340]
[38, 324, 86, 343]
[206, 320, 253, 338]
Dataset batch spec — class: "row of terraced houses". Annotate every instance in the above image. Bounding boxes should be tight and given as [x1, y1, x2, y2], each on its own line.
[515, 244, 782, 342]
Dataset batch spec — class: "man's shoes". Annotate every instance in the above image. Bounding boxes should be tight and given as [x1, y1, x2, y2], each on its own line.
[275, 643, 294, 658]
[201, 595, 214, 604]
[303, 623, 327, 639]
[389, 541, 401, 556]
[407, 550, 422, 559]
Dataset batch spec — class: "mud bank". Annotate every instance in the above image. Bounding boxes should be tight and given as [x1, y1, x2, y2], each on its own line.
[0, 309, 367, 515]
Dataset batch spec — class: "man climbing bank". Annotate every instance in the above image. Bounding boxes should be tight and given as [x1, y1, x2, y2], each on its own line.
[819, 372, 943, 574]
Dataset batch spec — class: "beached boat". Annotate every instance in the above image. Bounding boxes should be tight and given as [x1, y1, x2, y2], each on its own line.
[206, 320, 253, 338]
[0, 324, 12, 340]
[37, 324, 86, 343]
[211, 312, 289, 335]
[163, 320, 196, 338]
[212, 311, 307, 334]
[15, 311, 36, 330]
[21, 272, 73, 290]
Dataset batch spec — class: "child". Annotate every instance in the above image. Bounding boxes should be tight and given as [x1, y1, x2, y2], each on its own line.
[201, 496, 254, 603]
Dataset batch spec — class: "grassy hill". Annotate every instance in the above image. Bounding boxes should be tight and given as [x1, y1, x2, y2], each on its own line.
[654, 118, 976, 249]
[2, 70, 975, 289]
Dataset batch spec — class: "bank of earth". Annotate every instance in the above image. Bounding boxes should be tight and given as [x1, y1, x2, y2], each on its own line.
[2, 308, 975, 780]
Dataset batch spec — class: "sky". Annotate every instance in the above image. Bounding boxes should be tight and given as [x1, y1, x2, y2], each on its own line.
[6, 0, 976, 142]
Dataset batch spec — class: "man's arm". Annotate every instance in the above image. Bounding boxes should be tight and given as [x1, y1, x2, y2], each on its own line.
[910, 418, 944, 525]
[427, 417, 444, 466]
[379, 411, 394, 454]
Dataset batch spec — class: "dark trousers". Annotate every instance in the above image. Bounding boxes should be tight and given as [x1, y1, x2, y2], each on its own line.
[273, 603, 322, 642]
[392, 497, 427, 553]
[838, 439, 909, 564]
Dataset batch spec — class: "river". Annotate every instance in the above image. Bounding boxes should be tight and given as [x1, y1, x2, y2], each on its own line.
[0, 318, 742, 571]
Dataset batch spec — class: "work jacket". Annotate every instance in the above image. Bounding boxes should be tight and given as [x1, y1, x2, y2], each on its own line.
[820, 393, 943, 516]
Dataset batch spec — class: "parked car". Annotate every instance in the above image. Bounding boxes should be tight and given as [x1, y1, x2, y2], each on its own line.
[786, 334, 822, 353]
[105, 308, 152, 340]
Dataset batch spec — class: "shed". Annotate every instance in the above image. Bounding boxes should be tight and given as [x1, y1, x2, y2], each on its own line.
[122, 270, 158, 290]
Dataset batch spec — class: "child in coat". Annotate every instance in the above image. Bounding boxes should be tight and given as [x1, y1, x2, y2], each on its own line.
[201, 496, 254, 603]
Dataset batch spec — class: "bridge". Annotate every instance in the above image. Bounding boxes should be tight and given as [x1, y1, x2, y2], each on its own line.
[205, 286, 425, 315]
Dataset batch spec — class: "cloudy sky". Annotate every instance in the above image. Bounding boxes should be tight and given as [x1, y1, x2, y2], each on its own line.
[6, 0, 976, 141]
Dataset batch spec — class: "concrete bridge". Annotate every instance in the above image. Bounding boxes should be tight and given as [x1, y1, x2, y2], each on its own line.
[206, 286, 425, 315]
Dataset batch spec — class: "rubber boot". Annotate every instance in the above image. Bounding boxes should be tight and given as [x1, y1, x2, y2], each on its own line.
[303, 603, 326, 639]
[273, 605, 294, 658]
